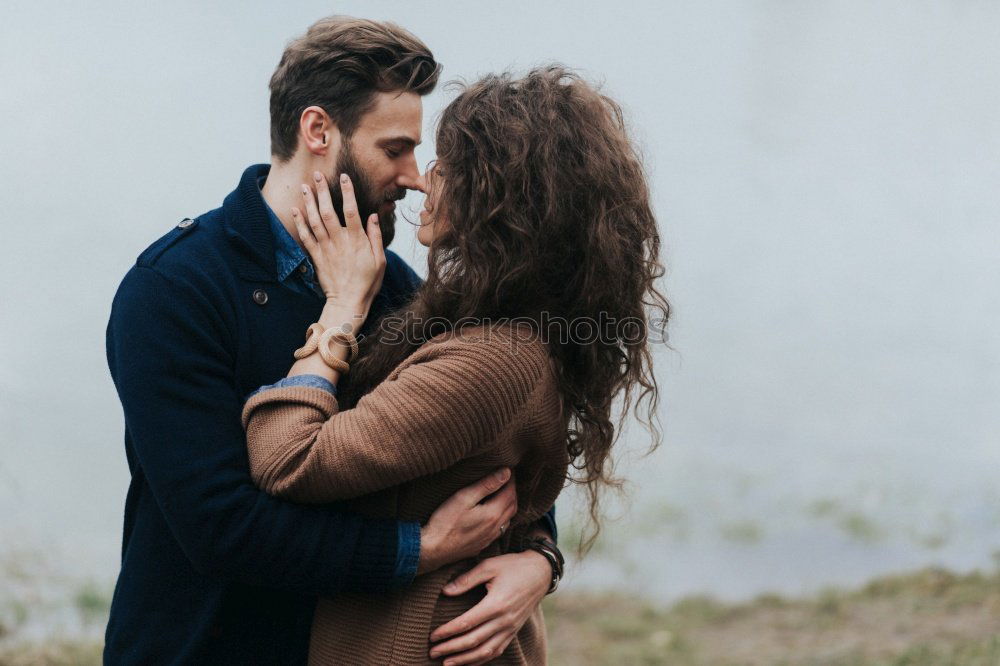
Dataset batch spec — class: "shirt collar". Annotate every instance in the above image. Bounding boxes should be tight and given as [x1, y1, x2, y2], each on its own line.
[257, 175, 312, 284]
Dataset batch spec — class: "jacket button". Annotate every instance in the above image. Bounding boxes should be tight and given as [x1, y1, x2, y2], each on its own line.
[177, 218, 194, 229]
[252, 289, 268, 305]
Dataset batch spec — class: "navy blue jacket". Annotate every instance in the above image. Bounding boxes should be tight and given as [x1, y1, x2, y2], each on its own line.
[103, 165, 425, 664]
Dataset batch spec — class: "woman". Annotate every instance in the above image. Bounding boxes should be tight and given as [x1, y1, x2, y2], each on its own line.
[242, 67, 669, 665]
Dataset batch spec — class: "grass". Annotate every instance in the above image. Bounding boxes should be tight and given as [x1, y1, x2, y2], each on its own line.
[719, 520, 764, 544]
[0, 641, 103, 666]
[544, 566, 1000, 665]
[837, 511, 884, 543]
[2, 567, 999, 665]
[71, 583, 112, 628]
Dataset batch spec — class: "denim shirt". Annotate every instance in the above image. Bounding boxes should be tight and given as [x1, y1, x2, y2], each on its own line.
[248, 178, 421, 585]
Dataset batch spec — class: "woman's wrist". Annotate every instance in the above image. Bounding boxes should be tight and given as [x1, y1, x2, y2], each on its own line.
[318, 299, 368, 335]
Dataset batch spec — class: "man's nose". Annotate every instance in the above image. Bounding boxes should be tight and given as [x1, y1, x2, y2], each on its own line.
[395, 154, 422, 191]
[413, 172, 427, 193]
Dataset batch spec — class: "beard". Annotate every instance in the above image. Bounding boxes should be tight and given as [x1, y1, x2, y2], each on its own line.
[329, 140, 404, 248]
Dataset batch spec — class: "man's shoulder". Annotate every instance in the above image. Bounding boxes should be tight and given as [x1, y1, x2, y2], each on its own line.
[134, 207, 228, 277]
[112, 206, 238, 317]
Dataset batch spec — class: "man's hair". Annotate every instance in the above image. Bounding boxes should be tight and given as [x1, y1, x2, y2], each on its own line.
[269, 16, 440, 161]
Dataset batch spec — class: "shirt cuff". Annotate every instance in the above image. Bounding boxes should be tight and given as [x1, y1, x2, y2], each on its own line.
[392, 521, 421, 586]
[538, 505, 558, 543]
[244, 374, 337, 402]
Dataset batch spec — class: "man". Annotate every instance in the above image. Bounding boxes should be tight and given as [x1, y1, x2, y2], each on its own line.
[105, 16, 558, 665]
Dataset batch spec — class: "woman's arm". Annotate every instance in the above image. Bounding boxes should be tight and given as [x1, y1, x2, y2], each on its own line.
[241, 172, 553, 503]
[281, 171, 387, 386]
[242, 326, 551, 502]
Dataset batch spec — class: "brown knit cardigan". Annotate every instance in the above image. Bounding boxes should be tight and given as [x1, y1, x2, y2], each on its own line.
[241, 324, 569, 665]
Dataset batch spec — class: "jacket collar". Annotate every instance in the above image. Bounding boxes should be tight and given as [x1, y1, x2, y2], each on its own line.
[223, 164, 279, 282]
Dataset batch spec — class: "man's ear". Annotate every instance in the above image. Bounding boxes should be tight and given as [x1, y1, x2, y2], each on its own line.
[299, 106, 341, 156]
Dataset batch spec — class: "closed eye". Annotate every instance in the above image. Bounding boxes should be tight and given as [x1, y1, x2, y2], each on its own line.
[378, 136, 418, 159]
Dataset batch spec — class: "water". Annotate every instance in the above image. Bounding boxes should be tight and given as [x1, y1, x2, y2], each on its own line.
[1, 0, 998, 608]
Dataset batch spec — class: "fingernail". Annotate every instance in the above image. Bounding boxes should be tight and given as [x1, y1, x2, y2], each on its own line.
[340, 173, 349, 183]
[429, 650, 440, 659]
[495, 468, 510, 482]
[313, 171, 323, 182]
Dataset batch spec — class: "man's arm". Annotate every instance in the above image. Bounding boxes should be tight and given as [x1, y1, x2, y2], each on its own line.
[428, 524, 558, 665]
[107, 264, 404, 593]
[107, 265, 512, 593]
[537, 504, 558, 543]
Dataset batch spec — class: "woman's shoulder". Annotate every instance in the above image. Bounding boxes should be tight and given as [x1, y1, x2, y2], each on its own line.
[432, 320, 547, 352]
[405, 321, 553, 380]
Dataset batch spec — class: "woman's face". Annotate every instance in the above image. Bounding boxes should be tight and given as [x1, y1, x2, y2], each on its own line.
[416, 163, 447, 247]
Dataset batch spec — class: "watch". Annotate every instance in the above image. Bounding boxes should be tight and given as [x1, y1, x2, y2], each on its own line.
[522, 536, 565, 594]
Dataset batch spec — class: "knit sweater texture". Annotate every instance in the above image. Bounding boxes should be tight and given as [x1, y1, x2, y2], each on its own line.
[103, 164, 424, 664]
[242, 323, 570, 665]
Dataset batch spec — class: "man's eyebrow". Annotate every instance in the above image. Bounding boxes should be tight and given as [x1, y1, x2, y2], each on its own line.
[376, 136, 420, 148]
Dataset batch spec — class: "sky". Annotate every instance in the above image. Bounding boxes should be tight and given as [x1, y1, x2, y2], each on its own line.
[1, 1, 999, 601]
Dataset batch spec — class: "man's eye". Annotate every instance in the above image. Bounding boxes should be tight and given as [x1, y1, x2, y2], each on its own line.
[385, 149, 401, 158]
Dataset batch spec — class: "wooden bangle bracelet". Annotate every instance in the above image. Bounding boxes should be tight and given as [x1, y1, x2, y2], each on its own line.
[317, 327, 353, 374]
[293, 323, 325, 360]
[319, 327, 359, 362]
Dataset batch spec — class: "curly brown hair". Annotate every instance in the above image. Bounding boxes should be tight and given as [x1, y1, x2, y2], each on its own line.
[342, 67, 670, 552]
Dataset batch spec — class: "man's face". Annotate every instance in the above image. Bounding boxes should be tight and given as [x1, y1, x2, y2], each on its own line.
[327, 91, 423, 248]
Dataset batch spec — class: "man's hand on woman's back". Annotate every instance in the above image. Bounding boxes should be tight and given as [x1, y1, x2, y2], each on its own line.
[417, 468, 517, 575]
